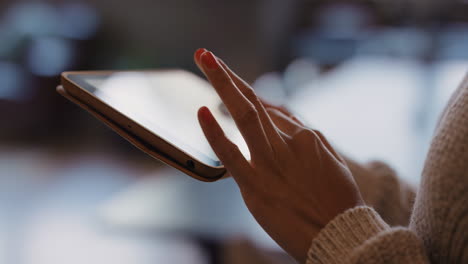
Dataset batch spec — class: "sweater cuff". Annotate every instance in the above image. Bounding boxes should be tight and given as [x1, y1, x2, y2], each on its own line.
[306, 206, 389, 264]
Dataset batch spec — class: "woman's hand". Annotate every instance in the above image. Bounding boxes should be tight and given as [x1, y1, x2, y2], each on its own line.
[194, 49, 364, 263]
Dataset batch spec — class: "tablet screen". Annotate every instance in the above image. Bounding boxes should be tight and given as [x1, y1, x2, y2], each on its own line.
[68, 70, 250, 166]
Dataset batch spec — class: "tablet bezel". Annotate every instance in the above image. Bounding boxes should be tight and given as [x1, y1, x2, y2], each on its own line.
[61, 70, 227, 180]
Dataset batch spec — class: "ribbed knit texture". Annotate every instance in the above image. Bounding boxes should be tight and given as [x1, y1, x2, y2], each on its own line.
[306, 207, 389, 264]
[306, 73, 468, 264]
[410, 73, 468, 263]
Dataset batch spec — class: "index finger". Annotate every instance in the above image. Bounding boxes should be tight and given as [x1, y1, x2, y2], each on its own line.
[199, 51, 273, 162]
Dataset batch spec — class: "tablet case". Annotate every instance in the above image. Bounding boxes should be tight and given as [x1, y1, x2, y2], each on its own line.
[56, 85, 226, 182]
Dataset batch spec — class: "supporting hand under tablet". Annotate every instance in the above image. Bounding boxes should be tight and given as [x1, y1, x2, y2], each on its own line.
[194, 49, 364, 263]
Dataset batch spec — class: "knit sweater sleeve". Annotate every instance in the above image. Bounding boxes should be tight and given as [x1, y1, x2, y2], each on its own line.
[345, 158, 415, 226]
[306, 206, 430, 264]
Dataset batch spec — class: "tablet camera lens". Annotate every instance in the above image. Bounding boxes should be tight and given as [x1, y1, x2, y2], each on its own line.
[186, 160, 195, 170]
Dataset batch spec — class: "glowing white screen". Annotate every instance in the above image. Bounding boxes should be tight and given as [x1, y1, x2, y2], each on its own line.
[83, 70, 249, 162]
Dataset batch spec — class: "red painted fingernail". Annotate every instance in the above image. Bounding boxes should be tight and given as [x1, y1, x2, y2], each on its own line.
[201, 51, 218, 69]
[199, 106, 214, 124]
[195, 48, 207, 62]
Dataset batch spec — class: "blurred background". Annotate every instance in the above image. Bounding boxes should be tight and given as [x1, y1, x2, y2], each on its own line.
[0, 0, 467, 263]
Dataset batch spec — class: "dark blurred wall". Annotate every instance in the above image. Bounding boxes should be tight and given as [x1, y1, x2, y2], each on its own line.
[79, 0, 298, 81]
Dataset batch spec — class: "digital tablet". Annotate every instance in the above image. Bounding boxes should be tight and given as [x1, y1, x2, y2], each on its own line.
[60, 70, 249, 181]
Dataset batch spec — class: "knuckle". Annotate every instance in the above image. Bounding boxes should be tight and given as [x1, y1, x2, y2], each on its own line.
[293, 128, 317, 141]
[238, 105, 259, 124]
[209, 132, 229, 150]
[243, 88, 265, 109]
[224, 142, 240, 159]
[291, 129, 321, 149]
[313, 129, 325, 139]
[266, 107, 277, 116]
[244, 87, 257, 100]
[217, 138, 240, 161]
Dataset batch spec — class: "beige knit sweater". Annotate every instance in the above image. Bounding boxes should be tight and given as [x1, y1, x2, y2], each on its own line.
[306, 73, 468, 264]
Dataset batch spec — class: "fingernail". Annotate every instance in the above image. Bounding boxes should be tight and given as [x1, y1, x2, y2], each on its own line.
[195, 48, 207, 62]
[199, 106, 214, 124]
[201, 51, 218, 69]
